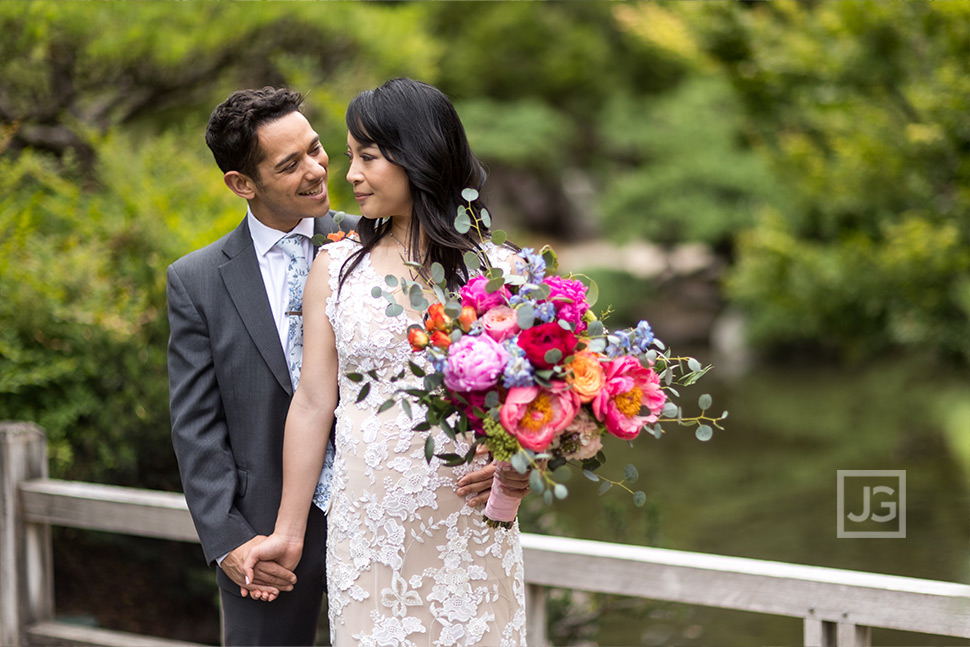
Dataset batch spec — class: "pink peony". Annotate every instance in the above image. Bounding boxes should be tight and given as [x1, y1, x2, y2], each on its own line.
[591, 356, 666, 439]
[443, 334, 508, 392]
[460, 275, 510, 315]
[500, 382, 580, 452]
[481, 305, 520, 342]
[543, 276, 589, 333]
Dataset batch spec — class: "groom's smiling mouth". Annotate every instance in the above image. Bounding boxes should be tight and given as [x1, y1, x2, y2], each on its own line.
[299, 181, 326, 197]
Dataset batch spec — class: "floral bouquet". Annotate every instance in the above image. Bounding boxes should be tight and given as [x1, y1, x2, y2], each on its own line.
[351, 190, 726, 527]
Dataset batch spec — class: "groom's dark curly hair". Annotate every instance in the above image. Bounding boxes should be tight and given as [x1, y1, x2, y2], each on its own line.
[205, 87, 304, 183]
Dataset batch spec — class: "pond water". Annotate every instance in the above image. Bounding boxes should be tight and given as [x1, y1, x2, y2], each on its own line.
[517, 357, 970, 646]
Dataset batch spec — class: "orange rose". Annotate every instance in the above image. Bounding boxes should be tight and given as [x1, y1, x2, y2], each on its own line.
[566, 351, 606, 403]
[458, 306, 478, 333]
[425, 303, 452, 332]
[430, 330, 452, 349]
[407, 325, 430, 352]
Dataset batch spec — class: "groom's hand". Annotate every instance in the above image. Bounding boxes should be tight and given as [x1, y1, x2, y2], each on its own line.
[222, 535, 297, 600]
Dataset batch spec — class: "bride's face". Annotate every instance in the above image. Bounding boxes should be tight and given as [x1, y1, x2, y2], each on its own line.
[345, 133, 413, 222]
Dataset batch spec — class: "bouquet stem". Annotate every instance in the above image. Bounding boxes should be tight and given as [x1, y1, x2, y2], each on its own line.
[483, 461, 520, 529]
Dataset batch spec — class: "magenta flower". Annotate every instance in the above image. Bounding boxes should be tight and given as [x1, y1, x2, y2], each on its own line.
[592, 356, 666, 440]
[543, 276, 589, 332]
[443, 334, 509, 392]
[460, 275, 510, 315]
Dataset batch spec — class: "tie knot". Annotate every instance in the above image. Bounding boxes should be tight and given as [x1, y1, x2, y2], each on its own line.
[276, 233, 308, 259]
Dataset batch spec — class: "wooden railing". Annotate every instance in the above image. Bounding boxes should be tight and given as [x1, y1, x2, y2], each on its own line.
[3, 422, 969, 646]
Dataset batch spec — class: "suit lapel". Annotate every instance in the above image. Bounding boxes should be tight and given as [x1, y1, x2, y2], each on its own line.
[219, 219, 293, 395]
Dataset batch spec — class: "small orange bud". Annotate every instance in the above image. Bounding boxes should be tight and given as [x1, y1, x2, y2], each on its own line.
[407, 325, 430, 352]
[458, 306, 478, 333]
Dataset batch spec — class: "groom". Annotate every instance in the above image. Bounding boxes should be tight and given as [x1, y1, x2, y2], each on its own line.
[168, 88, 507, 646]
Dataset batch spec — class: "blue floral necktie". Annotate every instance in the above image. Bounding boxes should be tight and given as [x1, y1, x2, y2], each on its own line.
[275, 233, 334, 513]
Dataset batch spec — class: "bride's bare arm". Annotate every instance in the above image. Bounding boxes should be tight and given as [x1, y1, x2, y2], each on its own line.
[243, 252, 339, 599]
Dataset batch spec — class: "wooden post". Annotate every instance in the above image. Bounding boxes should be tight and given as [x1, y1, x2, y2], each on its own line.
[1, 422, 54, 647]
[526, 583, 547, 647]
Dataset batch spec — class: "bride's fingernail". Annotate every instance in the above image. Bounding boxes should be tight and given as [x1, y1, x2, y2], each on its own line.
[245, 576, 250, 585]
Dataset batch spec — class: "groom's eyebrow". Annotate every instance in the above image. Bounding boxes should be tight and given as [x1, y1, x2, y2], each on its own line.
[273, 151, 299, 172]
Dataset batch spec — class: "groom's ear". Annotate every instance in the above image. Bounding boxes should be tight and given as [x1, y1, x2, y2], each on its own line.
[224, 171, 257, 200]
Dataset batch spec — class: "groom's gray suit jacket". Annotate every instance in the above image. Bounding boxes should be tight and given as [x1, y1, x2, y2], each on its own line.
[167, 211, 352, 598]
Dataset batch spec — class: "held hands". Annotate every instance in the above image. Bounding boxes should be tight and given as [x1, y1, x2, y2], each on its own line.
[240, 534, 305, 602]
[221, 535, 297, 601]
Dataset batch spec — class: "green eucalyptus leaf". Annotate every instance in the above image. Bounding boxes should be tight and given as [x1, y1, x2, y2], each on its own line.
[584, 278, 599, 308]
[633, 491, 647, 507]
[662, 402, 679, 418]
[385, 303, 404, 317]
[463, 251, 481, 271]
[587, 320, 604, 337]
[310, 233, 327, 247]
[371, 286, 383, 298]
[688, 357, 702, 372]
[529, 470, 545, 493]
[484, 391, 500, 408]
[454, 207, 471, 234]
[699, 394, 713, 410]
[553, 484, 568, 500]
[510, 452, 529, 474]
[485, 276, 506, 294]
[543, 489, 554, 505]
[696, 425, 714, 441]
[491, 230, 508, 246]
[583, 469, 600, 482]
[480, 208, 491, 228]
[461, 188, 479, 202]
[543, 348, 563, 365]
[598, 480, 613, 496]
[431, 263, 445, 286]
[385, 275, 399, 287]
[624, 464, 639, 483]
[516, 303, 535, 329]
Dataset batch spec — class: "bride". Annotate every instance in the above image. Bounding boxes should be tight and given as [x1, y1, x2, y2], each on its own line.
[245, 78, 529, 646]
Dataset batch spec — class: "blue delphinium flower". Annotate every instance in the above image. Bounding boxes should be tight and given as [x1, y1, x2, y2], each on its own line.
[502, 340, 534, 388]
[632, 320, 655, 353]
[535, 302, 556, 323]
[516, 247, 546, 284]
[605, 329, 634, 358]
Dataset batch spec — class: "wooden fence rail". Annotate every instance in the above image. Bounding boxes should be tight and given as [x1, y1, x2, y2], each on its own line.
[2, 423, 969, 646]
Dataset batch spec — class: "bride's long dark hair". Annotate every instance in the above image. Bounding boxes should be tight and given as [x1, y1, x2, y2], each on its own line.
[339, 78, 499, 294]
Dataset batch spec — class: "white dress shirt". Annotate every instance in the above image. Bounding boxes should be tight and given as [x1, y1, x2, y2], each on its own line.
[247, 209, 317, 354]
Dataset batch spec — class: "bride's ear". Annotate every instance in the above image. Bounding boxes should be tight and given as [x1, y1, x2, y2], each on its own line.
[224, 171, 257, 200]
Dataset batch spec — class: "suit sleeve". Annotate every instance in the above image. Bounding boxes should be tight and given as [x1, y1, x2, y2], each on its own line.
[167, 263, 255, 565]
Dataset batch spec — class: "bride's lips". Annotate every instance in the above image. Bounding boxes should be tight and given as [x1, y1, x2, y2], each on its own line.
[354, 192, 371, 203]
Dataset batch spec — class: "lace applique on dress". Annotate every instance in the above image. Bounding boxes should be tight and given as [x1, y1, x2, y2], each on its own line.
[321, 239, 526, 646]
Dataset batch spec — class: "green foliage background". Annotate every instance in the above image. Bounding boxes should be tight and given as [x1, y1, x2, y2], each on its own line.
[2, 0, 966, 497]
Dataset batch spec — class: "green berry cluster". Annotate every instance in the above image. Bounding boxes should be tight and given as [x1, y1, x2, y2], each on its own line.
[483, 417, 519, 462]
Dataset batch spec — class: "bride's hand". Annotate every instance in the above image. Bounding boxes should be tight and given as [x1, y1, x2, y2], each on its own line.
[242, 534, 305, 602]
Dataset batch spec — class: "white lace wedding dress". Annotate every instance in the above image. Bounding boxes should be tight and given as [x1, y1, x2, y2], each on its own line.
[322, 239, 527, 647]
